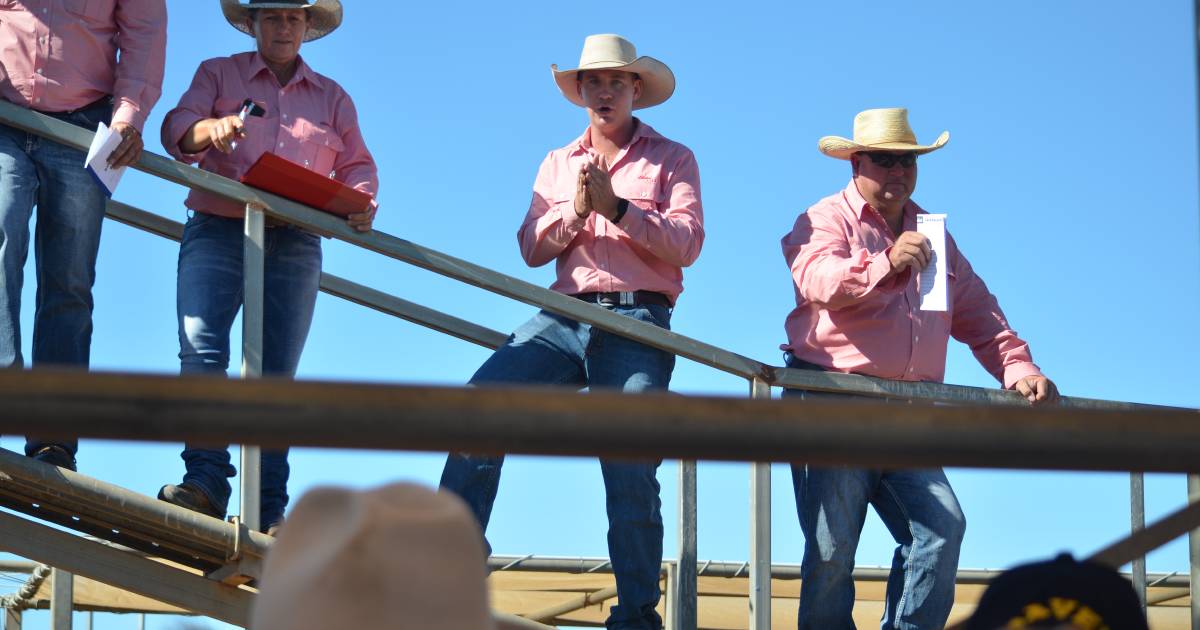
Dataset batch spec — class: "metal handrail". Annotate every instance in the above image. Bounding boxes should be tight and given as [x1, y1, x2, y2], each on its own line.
[0, 98, 1185, 629]
[0, 99, 1152, 411]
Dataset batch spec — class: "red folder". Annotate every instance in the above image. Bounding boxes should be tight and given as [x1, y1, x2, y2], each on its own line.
[239, 152, 372, 218]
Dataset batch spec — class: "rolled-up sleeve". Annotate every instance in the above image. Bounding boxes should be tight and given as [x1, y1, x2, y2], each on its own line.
[111, 0, 167, 131]
[160, 61, 219, 164]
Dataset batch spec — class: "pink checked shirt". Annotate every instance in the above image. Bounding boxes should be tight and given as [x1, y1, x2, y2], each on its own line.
[161, 52, 378, 219]
[0, 0, 166, 130]
[518, 121, 704, 303]
[781, 181, 1042, 388]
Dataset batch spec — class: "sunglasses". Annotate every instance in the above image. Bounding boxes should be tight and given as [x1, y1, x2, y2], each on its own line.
[862, 152, 918, 168]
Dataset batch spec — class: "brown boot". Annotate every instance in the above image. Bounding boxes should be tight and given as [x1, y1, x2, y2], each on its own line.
[157, 483, 224, 520]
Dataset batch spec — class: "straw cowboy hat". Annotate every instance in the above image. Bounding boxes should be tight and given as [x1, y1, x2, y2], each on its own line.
[552, 34, 676, 110]
[819, 108, 949, 160]
[220, 0, 343, 42]
[251, 483, 528, 630]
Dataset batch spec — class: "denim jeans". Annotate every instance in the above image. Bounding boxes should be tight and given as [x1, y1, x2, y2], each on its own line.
[440, 305, 675, 630]
[175, 213, 321, 528]
[0, 99, 111, 457]
[785, 372, 965, 630]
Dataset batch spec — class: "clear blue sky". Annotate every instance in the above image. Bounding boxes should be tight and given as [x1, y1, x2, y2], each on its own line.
[6, 1, 1200, 627]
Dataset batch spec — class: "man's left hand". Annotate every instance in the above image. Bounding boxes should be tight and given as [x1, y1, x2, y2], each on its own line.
[1014, 375, 1059, 405]
[346, 204, 376, 232]
[583, 157, 620, 220]
[107, 122, 143, 168]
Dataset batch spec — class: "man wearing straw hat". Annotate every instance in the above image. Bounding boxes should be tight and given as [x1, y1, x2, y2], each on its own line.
[0, 0, 166, 471]
[155, 0, 378, 535]
[440, 34, 703, 630]
[780, 108, 1058, 629]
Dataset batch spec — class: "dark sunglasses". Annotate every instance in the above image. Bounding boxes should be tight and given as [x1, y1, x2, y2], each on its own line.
[862, 152, 917, 168]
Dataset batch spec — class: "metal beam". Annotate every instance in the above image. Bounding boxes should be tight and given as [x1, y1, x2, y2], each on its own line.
[485, 554, 1191, 587]
[1131, 472, 1147, 611]
[50, 570, 71, 630]
[0, 447, 271, 573]
[4, 608, 21, 630]
[240, 204, 266, 534]
[749, 379, 772, 630]
[0, 512, 251, 626]
[526, 585, 618, 623]
[104, 200, 508, 351]
[674, 461, 697, 630]
[1090, 496, 1200, 568]
[0, 370, 1196, 472]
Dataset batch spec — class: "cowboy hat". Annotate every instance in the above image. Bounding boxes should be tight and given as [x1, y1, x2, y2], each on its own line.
[220, 0, 343, 43]
[250, 483, 503, 630]
[819, 108, 949, 160]
[552, 34, 675, 110]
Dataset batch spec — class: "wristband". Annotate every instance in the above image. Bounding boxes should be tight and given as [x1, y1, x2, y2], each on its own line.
[613, 198, 630, 224]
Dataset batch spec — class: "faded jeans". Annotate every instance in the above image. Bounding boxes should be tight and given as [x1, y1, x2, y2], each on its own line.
[440, 305, 674, 630]
[0, 99, 111, 457]
[175, 213, 321, 528]
[786, 358, 966, 630]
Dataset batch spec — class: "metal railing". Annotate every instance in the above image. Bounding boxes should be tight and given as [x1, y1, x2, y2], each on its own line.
[0, 97, 1193, 629]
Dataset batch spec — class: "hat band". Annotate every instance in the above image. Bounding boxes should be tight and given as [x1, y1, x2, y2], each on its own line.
[248, 0, 309, 5]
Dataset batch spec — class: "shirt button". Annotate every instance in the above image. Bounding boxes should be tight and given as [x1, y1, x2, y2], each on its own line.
[278, 142, 284, 148]
[282, 114, 288, 120]
[303, 160, 310, 166]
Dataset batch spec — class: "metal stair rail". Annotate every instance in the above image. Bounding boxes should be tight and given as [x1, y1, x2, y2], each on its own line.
[0, 98, 1196, 629]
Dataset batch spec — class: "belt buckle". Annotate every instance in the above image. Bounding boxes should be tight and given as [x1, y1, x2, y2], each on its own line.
[619, 291, 635, 306]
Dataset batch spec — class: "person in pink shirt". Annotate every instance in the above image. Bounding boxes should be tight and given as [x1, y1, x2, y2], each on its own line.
[155, 0, 377, 536]
[0, 0, 166, 471]
[440, 34, 704, 630]
[781, 108, 1059, 629]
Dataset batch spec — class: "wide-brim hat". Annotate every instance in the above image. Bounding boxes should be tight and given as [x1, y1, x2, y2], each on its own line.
[249, 483, 499, 630]
[819, 108, 949, 160]
[220, 0, 343, 43]
[551, 34, 675, 110]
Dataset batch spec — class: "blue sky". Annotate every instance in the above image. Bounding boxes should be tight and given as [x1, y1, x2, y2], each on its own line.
[5, 1, 1200, 627]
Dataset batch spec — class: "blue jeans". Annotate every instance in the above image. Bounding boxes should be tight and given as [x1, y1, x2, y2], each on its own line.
[0, 99, 111, 457]
[440, 305, 674, 630]
[175, 213, 321, 527]
[785, 384, 965, 630]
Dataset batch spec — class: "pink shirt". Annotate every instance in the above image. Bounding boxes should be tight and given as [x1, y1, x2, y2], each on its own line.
[781, 181, 1042, 389]
[0, 0, 166, 130]
[161, 52, 378, 219]
[518, 121, 704, 303]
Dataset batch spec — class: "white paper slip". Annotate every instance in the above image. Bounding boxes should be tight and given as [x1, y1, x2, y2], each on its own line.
[916, 213, 948, 311]
[83, 122, 127, 197]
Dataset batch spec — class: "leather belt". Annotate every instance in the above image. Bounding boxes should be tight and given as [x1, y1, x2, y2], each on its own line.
[571, 291, 671, 308]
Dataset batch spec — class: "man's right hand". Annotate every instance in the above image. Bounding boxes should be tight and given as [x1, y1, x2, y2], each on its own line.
[206, 115, 246, 154]
[573, 164, 591, 218]
[887, 231, 932, 274]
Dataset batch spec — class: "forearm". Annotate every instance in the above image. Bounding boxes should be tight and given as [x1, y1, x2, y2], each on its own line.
[178, 119, 217, 154]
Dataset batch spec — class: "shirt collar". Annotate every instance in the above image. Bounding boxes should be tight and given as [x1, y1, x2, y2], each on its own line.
[841, 179, 922, 224]
[571, 117, 661, 155]
[249, 52, 323, 89]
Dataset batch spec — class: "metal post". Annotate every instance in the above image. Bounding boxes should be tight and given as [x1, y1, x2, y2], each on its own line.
[4, 608, 22, 630]
[749, 377, 772, 630]
[85, 612, 92, 630]
[138, 614, 145, 630]
[1188, 474, 1200, 629]
[50, 569, 72, 630]
[1130, 472, 1146, 611]
[675, 460, 697, 630]
[664, 561, 676, 630]
[240, 203, 265, 533]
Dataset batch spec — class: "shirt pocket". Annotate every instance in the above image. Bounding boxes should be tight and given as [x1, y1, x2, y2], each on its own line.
[62, 0, 113, 20]
[213, 97, 245, 118]
[623, 179, 663, 214]
[296, 120, 344, 176]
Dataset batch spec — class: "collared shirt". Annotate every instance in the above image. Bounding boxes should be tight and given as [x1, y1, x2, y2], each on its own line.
[518, 120, 704, 303]
[0, 0, 166, 130]
[780, 180, 1042, 388]
[161, 52, 378, 219]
